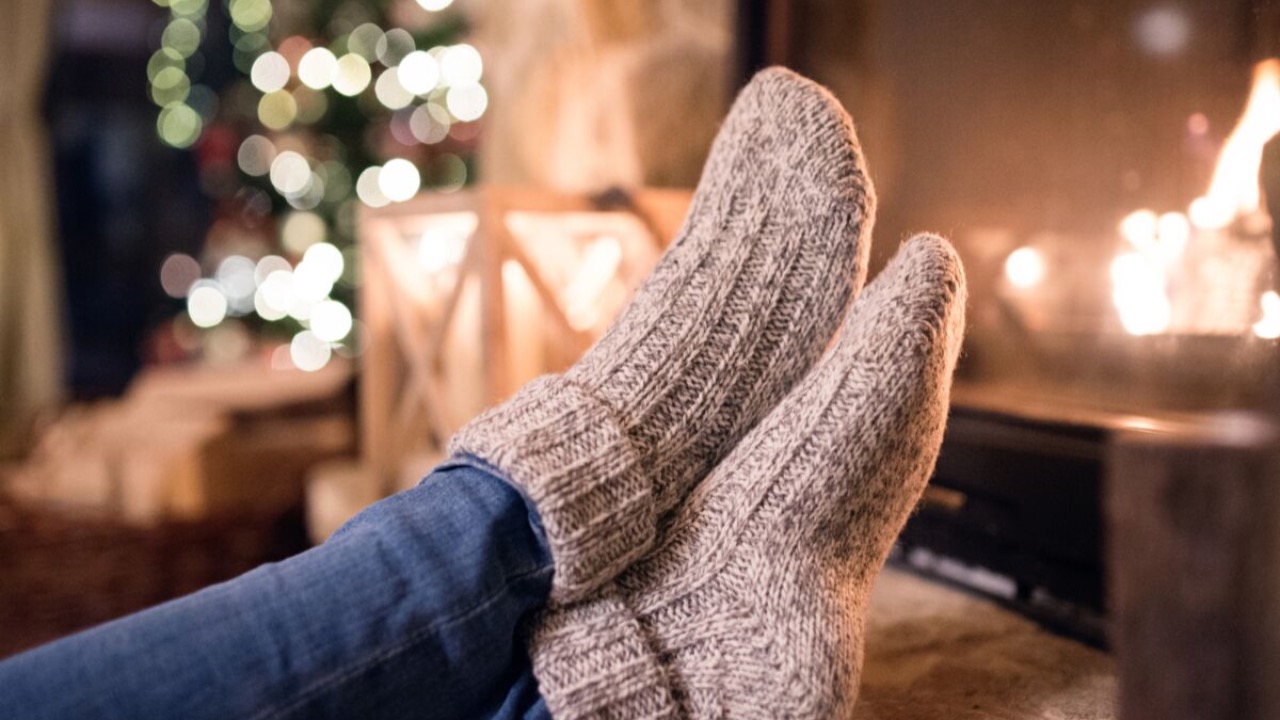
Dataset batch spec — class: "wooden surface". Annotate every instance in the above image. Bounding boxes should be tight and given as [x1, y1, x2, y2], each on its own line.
[358, 186, 692, 494]
[1108, 417, 1280, 720]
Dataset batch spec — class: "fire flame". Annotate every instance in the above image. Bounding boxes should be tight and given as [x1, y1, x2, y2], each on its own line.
[1111, 60, 1280, 337]
[1189, 59, 1280, 229]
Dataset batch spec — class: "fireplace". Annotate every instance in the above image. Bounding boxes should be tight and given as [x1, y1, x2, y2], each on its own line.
[737, 0, 1280, 654]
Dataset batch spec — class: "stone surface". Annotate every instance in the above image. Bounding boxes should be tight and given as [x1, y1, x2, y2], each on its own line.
[857, 568, 1116, 720]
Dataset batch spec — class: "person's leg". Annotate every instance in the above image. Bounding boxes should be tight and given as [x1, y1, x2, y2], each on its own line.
[0, 456, 553, 720]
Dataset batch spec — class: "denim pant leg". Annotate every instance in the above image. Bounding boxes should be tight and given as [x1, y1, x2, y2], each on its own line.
[0, 456, 554, 720]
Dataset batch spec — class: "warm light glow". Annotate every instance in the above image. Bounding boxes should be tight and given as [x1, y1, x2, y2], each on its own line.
[254, 255, 291, 285]
[258, 270, 297, 317]
[310, 300, 353, 342]
[379, 159, 421, 202]
[375, 68, 415, 110]
[1119, 209, 1158, 250]
[416, 214, 476, 274]
[446, 84, 488, 122]
[1195, 59, 1280, 227]
[258, 90, 298, 130]
[188, 282, 229, 328]
[215, 255, 257, 309]
[1155, 211, 1190, 258]
[347, 23, 384, 62]
[440, 44, 482, 87]
[397, 51, 440, 95]
[1003, 246, 1046, 289]
[238, 134, 276, 176]
[281, 211, 326, 254]
[356, 167, 389, 207]
[410, 103, 450, 143]
[563, 237, 624, 331]
[270, 151, 311, 196]
[1254, 291, 1280, 339]
[332, 54, 372, 96]
[290, 330, 332, 372]
[298, 47, 337, 90]
[416, 0, 454, 10]
[250, 51, 290, 92]
[1111, 252, 1171, 335]
[301, 242, 345, 284]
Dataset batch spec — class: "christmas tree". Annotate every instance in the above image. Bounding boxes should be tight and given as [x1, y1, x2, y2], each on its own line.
[146, 0, 485, 371]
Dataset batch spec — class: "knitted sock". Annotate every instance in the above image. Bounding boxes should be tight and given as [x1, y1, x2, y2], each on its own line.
[449, 67, 876, 603]
[527, 235, 967, 719]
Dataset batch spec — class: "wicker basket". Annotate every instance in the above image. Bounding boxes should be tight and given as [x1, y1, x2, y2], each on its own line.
[0, 498, 310, 659]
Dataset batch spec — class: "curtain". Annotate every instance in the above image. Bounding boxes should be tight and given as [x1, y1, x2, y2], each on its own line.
[0, 0, 63, 459]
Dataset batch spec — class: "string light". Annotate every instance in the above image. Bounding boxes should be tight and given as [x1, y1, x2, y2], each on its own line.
[440, 44, 483, 87]
[446, 84, 488, 122]
[298, 47, 337, 89]
[379, 158, 421, 202]
[332, 54, 372, 96]
[397, 51, 440, 95]
[250, 51, 290, 92]
[151, 0, 486, 361]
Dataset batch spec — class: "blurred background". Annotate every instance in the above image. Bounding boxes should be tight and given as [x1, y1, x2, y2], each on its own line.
[2, 1, 1279, 712]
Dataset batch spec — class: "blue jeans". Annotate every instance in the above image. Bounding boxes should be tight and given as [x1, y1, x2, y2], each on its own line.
[0, 456, 555, 720]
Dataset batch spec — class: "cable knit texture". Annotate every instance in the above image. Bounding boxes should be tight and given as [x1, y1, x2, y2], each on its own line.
[528, 235, 967, 719]
[449, 67, 876, 603]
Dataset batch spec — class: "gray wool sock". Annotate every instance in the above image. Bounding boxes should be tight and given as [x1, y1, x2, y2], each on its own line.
[526, 234, 967, 719]
[449, 67, 876, 603]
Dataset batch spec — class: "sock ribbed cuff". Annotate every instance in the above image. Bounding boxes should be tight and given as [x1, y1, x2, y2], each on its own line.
[448, 375, 655, 603]
[528, 585, 679, 720]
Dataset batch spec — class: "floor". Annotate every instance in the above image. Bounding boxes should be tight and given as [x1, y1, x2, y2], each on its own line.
[856, 568, 1116, 719]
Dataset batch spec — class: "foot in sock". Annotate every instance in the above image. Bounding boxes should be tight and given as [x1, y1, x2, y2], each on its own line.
[450, 67, 876, 603]
[527, 234, 967, 719]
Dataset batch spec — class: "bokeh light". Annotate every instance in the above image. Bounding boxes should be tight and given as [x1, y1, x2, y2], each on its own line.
[356, 166, 389, 207]
[347, 23, 385, 62]
[188, 282, 229, 328]
[162, 19, 202, 58]
[229, 0, 272, 33]
[379, 158, 421, 202]
[375, 68, 415, 110]
[237, 134, 276, 176]
[332, 54, 372, 96]
[1003, 247, 1045, 289]
[416, 0, 455, 10]
[446, 84, 487, 122]
[258, 89, 298, 130]
[157, 103, 204, 148]
[397, 51, 440, 95]
[254, 255, 291, 284]
[440, 44, 482, 87]
[302, 242, 345, 283]
[281, 211, 327, 254]
[410, 103, 450, 143]
[250, 51, 291, 92]
[290, 331, 332, 372]
[376, 29, 415, 66]
[160, 253, 202, 298]
[310, 300, 353, 342]
[270, 151, 312, 196]
[298, 47, 337, 89]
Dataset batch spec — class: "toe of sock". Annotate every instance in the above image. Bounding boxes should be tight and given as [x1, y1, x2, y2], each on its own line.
[700, 66, 876, 232]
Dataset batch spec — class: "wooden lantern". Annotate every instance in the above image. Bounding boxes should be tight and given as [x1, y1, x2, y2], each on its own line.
[357, 185, 692, 493]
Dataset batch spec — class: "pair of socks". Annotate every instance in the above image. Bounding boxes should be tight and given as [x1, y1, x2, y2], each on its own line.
[451, 67, 966, 719]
